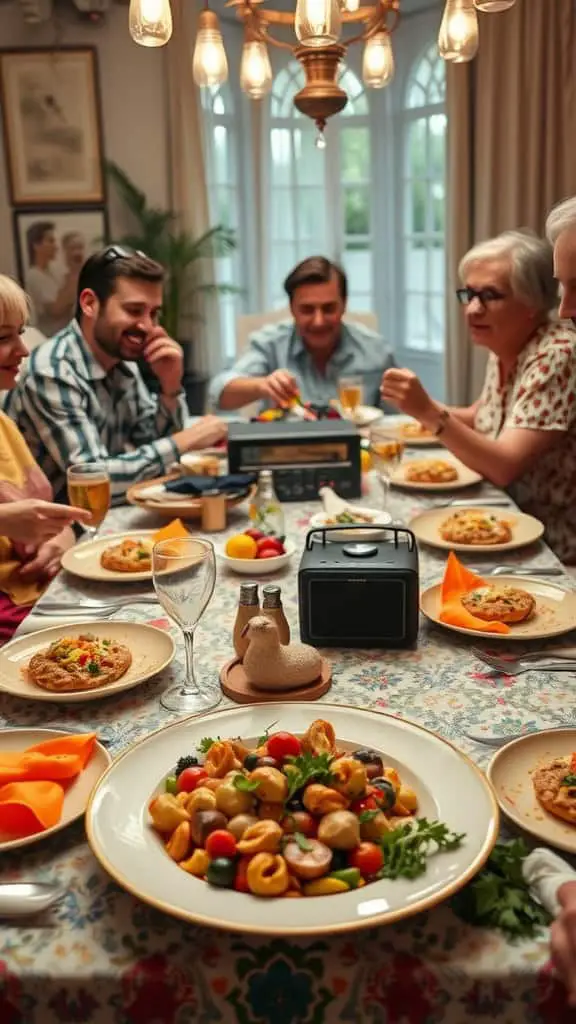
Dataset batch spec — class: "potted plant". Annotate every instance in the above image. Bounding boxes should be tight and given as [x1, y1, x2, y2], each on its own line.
[106, 160, 238, 413]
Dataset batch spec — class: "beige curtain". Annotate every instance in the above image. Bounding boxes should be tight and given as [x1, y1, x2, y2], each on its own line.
[446, 0, 576, 404]
[165, 0, 222, 381]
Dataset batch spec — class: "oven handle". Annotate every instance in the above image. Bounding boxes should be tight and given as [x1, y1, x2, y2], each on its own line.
[304, 524, 416, 551]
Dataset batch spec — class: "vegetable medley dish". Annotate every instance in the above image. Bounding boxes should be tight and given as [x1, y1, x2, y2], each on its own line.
[27, 634, 132, 693]
[148, 718, 465, 898]
[100, 538, 152, 573]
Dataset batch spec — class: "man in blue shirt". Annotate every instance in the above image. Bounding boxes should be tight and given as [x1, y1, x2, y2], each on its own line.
[210, 256, 394, 411]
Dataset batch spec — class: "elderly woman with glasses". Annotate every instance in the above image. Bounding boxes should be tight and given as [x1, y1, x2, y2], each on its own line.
[381, 229, 576, 564]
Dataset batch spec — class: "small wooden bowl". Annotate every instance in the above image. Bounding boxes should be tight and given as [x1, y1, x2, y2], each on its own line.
[220, 657, 332, 704]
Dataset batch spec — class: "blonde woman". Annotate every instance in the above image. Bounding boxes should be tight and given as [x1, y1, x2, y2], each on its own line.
[0, 275, 90, 640]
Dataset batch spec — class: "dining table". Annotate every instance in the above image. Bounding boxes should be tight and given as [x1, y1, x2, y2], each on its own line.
[1, 461, 575, 1024]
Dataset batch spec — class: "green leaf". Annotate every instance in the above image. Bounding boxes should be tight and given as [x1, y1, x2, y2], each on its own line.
[358, 809, 380, 823]
[257, 721, 279, 747]
[561, 774, 576, 786]
[293, 831, 313, 852]
[198, 736, 219, 754]
[233, 774, 261, 793]
[284, 751, 335, 801]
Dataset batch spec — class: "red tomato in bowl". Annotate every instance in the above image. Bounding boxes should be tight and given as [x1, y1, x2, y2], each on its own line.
[256, 537, 285, 557]
[349, 842, 384, 877]
[177, 766, 208, 793]
[267, 732, 301, 760]
[258, 549, 282, 559]
[245, 528, 265, 541]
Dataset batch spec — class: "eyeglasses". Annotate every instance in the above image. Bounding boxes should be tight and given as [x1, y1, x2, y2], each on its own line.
[456, 287, 508, 307]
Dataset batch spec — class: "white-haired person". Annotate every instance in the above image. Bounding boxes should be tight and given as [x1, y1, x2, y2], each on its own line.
[381, 229, 576, 564]
[0, 274, 91, 641]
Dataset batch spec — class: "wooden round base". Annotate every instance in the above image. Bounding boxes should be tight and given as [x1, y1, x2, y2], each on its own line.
[220, 657, 332, 705]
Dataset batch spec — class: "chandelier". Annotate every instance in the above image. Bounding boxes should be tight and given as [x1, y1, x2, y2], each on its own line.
[129, 0, 516, 140]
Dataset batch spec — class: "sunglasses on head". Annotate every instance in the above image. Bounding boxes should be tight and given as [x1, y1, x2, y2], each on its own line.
[99, 244, 148, 265]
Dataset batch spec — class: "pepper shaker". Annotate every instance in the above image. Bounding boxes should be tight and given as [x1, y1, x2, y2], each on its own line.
[201, 489, 226, 532]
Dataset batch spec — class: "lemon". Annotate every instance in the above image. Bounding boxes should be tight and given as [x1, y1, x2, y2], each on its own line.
[225, 534, 258, 559]
[360, 448, 372, 473]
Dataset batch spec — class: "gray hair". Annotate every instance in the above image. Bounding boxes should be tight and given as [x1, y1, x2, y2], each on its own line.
[545, 197, 576, 245]
[458, 229, 558, 313]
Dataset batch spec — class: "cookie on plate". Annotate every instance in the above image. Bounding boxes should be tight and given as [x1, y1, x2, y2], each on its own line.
[532, 755, 576, 825]
[440, 510, 512, 546]
[461, 585, 535, 624]
[101, 538, 152, 573]
[404, 459, 458, 484]
[28, 633, 132, 692]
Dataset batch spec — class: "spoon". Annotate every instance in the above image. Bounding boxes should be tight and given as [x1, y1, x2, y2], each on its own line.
[0, 882, 66, 918]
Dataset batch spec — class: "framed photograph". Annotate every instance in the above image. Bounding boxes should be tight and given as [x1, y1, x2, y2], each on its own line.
[0, 48, 104, 205]
[14, 207, 107, 337]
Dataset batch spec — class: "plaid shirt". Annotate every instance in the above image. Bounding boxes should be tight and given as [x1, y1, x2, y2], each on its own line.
[4, 320, 188, 503]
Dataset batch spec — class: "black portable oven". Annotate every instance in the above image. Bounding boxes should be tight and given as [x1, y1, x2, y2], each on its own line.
[298, 524, 419, 648]
[227, 420, 361, 502]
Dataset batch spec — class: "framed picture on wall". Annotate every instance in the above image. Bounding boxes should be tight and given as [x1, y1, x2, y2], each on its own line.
[14, 207, 107, 337]
[0, 48, 104, 206]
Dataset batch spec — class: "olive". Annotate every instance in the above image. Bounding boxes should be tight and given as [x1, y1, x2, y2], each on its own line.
[206, 857, 236, 888]
[190, 809, 228, 846]
[371, 777, 396, 811]
[243, 753, 259, 771]
[365, 764, 383, 781]
[256, 755, 281, 770]
[352, 749, 384, 773]
[330, 849, 349, 872]
[285, 796, 305, 813]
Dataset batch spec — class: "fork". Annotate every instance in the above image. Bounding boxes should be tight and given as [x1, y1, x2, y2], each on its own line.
[34, 595, 159, 617]
[471, 647, 576, 675]
[489, 565, 565, 577]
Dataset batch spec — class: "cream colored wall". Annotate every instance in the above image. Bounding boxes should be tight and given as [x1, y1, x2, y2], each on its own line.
[0, 1, 170, 277]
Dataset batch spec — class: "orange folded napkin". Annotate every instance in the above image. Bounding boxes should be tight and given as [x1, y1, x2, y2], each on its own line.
[439, 551, 510, 635]
[0, 733, 96, 838]
[152, 519, 190, 544]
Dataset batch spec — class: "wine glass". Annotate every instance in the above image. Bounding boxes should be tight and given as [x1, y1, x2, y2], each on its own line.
[369, 425, 405, 510]
[66, 460, 111, 541]
[152, 537, 220, 714]
[338, 376, 364, 420]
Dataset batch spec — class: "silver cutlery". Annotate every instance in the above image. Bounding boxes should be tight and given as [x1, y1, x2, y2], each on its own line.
[472, 645, 576, 666]
[463, 730, 543, 747]
[34, 596, 159, 618]
[472, 651, 576, 675]
[0, 882, 66, 918]
[488, 565, 565, 577]
[430, 499, 513, 509]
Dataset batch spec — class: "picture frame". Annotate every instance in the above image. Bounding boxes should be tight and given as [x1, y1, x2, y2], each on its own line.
[0, 47, 104, 206]
[14, 207, 108, 337]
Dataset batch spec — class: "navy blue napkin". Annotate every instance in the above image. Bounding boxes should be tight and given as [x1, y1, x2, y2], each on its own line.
[164, 473, 257, 496]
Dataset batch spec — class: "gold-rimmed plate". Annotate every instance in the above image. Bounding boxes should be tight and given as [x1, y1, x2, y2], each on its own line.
[410, 507, 544, 553]
[488, 729, 576, 854]
[421, 575, 576, 641]
[86, 702, 498, 936]
[391, 457, 482, 491]
[0, 621, 175, 703]
[61, 531, 157, 583]
[0, 728, 111, 851]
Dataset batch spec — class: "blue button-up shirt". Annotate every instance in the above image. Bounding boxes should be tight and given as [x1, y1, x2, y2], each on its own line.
[209, 320, 395, 410]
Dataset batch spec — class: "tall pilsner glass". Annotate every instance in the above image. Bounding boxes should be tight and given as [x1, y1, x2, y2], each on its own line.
[152, 537, 220, 714]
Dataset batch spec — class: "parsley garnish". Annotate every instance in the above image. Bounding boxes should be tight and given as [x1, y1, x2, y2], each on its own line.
[284, 751, 334, 800]
[358, 809, 380, 823]
[562, 773, 576, 787]
[257, 721, 279, 747]
[293, 831, 313, 852]
[378, 818, 465, 880]
[198, 736, 220, 754]
[87, 662, 101, 675]
[233, 774, 261, 793]
[451, 838, 551, 940]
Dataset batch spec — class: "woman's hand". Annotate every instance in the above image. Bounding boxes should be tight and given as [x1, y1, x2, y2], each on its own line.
[17, 526, 76, 582]
[0, 499, 91, 545]
[380, 368, 438, 424]
[551, 881, 576, 1006]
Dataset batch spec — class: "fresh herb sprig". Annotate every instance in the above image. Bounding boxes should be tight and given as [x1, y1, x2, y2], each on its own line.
[257, 721, 279, 747]
[233, 774, 261, 793]
[198, 736, 220, 754]
[284, 751, 334, 800]
[378, 818, 465, 880]
[451, 838, 551, 940]
[561, 773, 576, 787]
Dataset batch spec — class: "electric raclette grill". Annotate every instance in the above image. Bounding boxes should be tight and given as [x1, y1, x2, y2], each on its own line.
[298, 525, 419, 648]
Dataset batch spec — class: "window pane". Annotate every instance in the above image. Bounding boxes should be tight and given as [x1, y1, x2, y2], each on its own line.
[213, 126, 229, 185]
[405, 292, 429, 351]
[406, 181, 426, 235]
[297, 188, 327, 243]
[294, 129, 325, 187]
[341, 127, 370, 182]
[344, 186, 370, 235]
[344, 245, 373, 308]
[432, 182, 445, 233]
[406, 119, 427, 178]
[430, 243, 445, 293]
[429, 293, 445, 353]
[271, 187, 296, 239]
[270, 129, 292, 186]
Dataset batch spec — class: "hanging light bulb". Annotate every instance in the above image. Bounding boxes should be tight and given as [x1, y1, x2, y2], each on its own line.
[474, 0, 515, 10]
[438, 0, 479, 63]
[193, 8, 228, 87]
[362, 30, 395, 88]
[342, 0, 360, 12]
[240, 35, 272, 99]
[129, 0, 172, 47]
[295, 0, 342, 47]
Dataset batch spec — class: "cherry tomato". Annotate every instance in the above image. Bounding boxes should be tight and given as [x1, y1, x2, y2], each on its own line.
[205, 829, 238, 860]
[350, 794, 378, 816]
[256, 537, 284, 557]
[281, 810, 316, 837]
[349, 842, 384, 877]
[258, 549, 282, 560]
[234, 855, 252, 893]
[177, 766, 208, 793]
[245, 528, 265, 541]
[267, 732, 301, 761]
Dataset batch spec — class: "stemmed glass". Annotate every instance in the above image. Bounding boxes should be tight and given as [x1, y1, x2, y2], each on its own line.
[152, 537, 220, 714]
[369, 425, 405, 510]
[66, 460, 111, 541]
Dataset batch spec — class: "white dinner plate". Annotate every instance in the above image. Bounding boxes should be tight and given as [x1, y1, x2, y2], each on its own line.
[391, 456, 483, 491]
[61, 531, 158, 583]
[421, 575, 576, 641]
[0, 728, 110, 851]
[409, 507, 545, 553]
[351, 405, 383, 428]
[0, 621, 175, 703]
[309, 508, 392, 541]
[86, 702, 498, 936]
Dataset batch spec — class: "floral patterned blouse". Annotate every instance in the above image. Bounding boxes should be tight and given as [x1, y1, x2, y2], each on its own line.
[474, 320, 576, 564]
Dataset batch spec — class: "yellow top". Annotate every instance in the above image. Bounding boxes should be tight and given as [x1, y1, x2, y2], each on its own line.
[0, 411, 52, 606]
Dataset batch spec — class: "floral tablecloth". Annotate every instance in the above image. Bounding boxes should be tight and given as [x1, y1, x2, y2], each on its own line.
[1, 472, 576, 1024]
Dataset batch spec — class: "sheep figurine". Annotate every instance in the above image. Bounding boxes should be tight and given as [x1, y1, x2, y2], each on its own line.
[242, 616, 323, 691]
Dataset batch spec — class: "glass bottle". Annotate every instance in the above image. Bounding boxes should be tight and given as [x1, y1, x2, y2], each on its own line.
[261, 584, 290, 645]
[233, 582, 260, 660]
[249, 470, 285, 540]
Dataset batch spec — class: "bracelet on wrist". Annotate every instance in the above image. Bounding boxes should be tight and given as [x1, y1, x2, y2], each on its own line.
[434, 407, 450, 437]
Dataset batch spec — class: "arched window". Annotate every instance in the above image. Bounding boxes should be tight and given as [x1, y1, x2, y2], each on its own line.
[202, 83, 241, 361]
[268, 60, 373, 311]
[401, 44, 447, 354]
